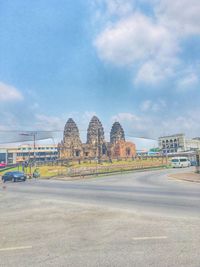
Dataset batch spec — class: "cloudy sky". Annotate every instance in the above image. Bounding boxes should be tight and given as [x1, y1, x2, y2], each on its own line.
[0, 0, 200, 146]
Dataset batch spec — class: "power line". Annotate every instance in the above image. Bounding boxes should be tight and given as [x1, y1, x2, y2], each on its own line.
[0, 130, 157, 139]
[0, 129, 158, 145]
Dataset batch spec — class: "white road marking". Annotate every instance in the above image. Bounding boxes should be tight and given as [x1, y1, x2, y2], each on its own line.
[0, 246, 32, 252]
[132, 236, 167, 241]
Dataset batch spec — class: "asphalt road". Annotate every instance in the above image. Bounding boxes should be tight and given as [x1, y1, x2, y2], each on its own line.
[0, 168, 200, 267]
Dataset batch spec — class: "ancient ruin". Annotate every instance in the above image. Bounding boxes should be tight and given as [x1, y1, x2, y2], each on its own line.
[58, 116, 136, 160]
[58, 118, 82, 158]
[87, 116, 105, 145]
[110, 122, 125, 144]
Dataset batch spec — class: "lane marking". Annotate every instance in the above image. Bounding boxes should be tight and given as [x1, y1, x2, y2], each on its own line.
[132, 236, 167, 241]
[0, 246, 32, 252]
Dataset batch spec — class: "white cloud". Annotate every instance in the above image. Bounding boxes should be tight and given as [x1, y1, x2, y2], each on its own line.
[81, 111, 97, 124]
[34, 111, 98, 142]
[95, 13, 177, 66]
[103, 0, 134, 17]
[35, 114, 64, 130]
[140, 99, 166, 112]
[0, 124, 8, 131]
[112, 108, 200, 140]
[176, 71, 199, 91]
[156, 0, 200, 35]
[0, 82, 23, 102]
[140, 100, 152, 111]
[111, 112, 148, 137]
[112, 112, 140, 122]
[92, 0, 134, 24]
[93, 0, 200, 86]
[135, 59, 176, 84]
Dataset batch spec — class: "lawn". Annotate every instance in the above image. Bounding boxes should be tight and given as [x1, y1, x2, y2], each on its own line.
[0, 165, 66, 178]
[0, 158, 169, 178]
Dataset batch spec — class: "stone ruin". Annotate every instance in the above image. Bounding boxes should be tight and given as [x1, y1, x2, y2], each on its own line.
[87, 116, 105, 146]
[110, 122, 125, 144]
[58, 116, 136, 160]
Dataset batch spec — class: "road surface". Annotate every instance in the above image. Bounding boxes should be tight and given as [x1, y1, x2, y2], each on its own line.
[0, 168, 199, 267]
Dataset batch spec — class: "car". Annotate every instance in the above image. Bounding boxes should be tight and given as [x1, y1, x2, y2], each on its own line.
[171, 157, 191, 168]
[2, 171, 27, 183]
[190, 160, 197, 166]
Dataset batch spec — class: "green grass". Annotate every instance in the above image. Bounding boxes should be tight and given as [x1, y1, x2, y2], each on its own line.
[0, 165, 66, 177]
[0, 166, 23, 175]
[72, 158, 166, 168]
[0, 158, 170, 178]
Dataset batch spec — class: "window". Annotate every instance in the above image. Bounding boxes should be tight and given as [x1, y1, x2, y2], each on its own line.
[180, 158, 187, 162]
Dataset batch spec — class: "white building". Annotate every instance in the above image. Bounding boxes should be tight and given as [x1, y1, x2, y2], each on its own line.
[159, 134, 200, 154]
[0, 144, 58, 165]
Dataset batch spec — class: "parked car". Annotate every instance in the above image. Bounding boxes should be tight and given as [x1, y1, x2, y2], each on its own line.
[2, 171, 27, 182]
[190, 160, 197, 166]
[171, 157, 191, 168]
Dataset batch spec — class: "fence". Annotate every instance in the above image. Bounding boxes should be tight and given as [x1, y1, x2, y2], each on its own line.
[66, 159, 168, 177]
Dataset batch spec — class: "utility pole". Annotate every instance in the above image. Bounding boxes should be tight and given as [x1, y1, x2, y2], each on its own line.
[97, 128, 101, 164]
[20, 132, 37, 164]
[196, 151, 200, 173]
[33, 132, 36, 163]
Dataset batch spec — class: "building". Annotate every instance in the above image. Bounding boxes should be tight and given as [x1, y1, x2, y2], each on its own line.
[159, 134, 200, 154]
[0, 144, 58, 165]
[58, 116, 136, 160]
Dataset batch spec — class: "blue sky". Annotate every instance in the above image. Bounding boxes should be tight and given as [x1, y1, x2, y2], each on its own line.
[0, 0, 200, 148]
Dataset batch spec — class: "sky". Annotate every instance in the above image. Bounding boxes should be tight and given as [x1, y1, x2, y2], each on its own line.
[0, 0, 200, 148]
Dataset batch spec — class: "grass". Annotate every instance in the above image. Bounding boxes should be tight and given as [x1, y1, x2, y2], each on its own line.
[0, 158, 170, 178]
[0, 165, 66, 178]
[72, 158, 167, 167]
[36, 166, 66, 177]
[0, 166, 23, 175]
[68, 158, 169, 177]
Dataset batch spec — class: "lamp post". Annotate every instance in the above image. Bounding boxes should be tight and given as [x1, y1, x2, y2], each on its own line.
[196, 151, 200, 173]
[97, 128, 101, 164]
[19, 132, 37, 164]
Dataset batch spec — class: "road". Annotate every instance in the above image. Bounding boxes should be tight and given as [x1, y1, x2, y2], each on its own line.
[0, 168, 200, 267]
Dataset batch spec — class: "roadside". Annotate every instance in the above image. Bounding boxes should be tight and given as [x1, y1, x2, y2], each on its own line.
[0, 157, 169, 179]
[169, 171, 200, 183]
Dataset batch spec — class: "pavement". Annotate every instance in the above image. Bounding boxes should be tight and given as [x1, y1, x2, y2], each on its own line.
[0, 167, 200, 267]
[169, 171, 200, 183]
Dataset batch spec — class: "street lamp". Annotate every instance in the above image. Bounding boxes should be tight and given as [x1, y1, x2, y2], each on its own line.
[97, 128, 102, 164]
[19, 132, 37, 163]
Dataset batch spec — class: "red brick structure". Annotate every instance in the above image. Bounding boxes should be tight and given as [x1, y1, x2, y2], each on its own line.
[111, 140, 136, 158]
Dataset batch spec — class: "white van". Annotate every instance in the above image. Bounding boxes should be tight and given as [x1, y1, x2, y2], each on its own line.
[171, 157, 191, 168]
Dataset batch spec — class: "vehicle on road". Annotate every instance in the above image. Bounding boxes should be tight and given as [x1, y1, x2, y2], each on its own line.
[1, 171, 27, 182]
[171, 157, 191, 168]
[190, 160, 197, 166]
